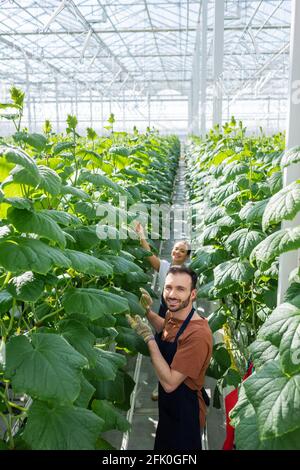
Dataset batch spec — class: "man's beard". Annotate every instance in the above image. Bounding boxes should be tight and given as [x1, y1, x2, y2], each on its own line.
[165, 294, 192, 312]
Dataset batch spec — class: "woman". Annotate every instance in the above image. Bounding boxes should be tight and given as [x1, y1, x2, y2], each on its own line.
[135, 222, 191, 313]
[135, 222, 191, 400]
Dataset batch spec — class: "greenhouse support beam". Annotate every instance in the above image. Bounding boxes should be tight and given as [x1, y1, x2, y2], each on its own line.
[55, 78, 59, 132]
[190, 1, 202, 135]
[25, 61, 32, 131]
[278, 0, 300, 304]
[89, 89, 93, 127]
[188, 86, 193, 131]
[212, 0, 224, 127]
[200, 0, 208, 137]
[1, 26, 290, 36]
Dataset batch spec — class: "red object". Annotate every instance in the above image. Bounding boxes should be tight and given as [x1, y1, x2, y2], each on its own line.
[222, 363, 253, 450]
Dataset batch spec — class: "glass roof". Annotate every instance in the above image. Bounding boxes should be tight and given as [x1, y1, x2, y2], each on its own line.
[0, 0, 292, 133]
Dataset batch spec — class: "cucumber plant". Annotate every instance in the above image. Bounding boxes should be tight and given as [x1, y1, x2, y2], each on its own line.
[0, 87, 180, 449]
[186, 119, 300, 449]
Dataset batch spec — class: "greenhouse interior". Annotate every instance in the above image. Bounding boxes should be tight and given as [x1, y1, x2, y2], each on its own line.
[0, 0, 300, 453]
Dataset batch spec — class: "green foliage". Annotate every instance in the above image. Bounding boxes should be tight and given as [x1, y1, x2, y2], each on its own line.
[186, 121, 300, 449]
[0, 91, 180, 449]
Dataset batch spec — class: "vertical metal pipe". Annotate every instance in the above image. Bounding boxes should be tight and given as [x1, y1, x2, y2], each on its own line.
[212, 0, 225, 127]
[277, 0, 300, 303]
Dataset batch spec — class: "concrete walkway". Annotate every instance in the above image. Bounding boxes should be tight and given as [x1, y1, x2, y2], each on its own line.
[126, 155, 226, 450]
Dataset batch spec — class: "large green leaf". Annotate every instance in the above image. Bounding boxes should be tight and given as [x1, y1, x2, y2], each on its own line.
[23, 400, 103, 450]
[199, 224, 223, 245]
[58, 319, 97, 365]
[110, 287, 145, 316]
[65, 249, 113, 276]
[7, 207, 66, 248]
[101, 255, 144, 275]
[214, 258, 255, 288]
[243, 360, 300, 439]
[268, 171, 282, 195]
[225, 228, 265, 258]
[230, 388, 262, 450]
[5, 333, 87, 403]
[14, 132, 47, 152]
[223, 162, 249, 181]
[248, 339, 279, 370]
[250, 227, 300, 270]
[284, 282, 300, 307]
[115, 326, 149, 355]
[231, 384, 300, 450]
[208, 309, 227, 333]
[0, 147, 40, 184]
[75, 201, 97, 219]
[0, 238, 71, 274]
[0, 289, 13, 314]
[61, 184, 90, 200]
[79, 171, 124, 194]
[40, 209, 81, 227]
[7, 271, 44, 302]
[52, 141, 75, 156]
[204, 206, 226, 225]
[281, 146, 300, 169]
[10, 165, 39, 187]
[75, 374, 96, 408]
[262, 181, 300, 230]
[258, 302, 300, 375]
[65, 226, 99, 250]
[37, 165, 62, 195]
[92, 399, 130, 432]
[93, 370, 135, 410]
[89, 348, 126, 381]
[239, 199, 269, 224]
[213, 181, 240, 204]
[3, 196, 33, 211]
[190, 246, 229, 273]
[62, 288, 129, 320]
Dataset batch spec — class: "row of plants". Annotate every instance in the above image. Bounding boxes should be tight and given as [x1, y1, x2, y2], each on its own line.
[186, 117, 300, 449]
[0, 87, 180, 449]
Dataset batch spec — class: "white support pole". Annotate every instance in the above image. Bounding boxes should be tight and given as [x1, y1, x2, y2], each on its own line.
[212, 0, 224, 127]
[188, 84, 193, 133]
[75, 82, 78, 117]
[55, 77, 59, 132]
[32, 97, 37, 132]
[191, 14, 201, 135]
[200, 0, 208, 137]
[148, 94, 151, 128]
[267, 97, 270, 132]
[277, 0, 300, 304]
[123, 89, 125, 130]
[89, 88, 93, 127]
[101, 99, 104, 134]
[25, 61, 32, 131]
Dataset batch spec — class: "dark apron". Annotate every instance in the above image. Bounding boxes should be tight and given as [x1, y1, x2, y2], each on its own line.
[154, 307, 202, 451]
[158, 294, 168, 318]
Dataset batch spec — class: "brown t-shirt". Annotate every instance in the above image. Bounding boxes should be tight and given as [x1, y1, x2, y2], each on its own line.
[161, 311, 213, 429]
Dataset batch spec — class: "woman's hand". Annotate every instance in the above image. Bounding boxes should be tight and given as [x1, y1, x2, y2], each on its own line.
[135, 221, 145, 240]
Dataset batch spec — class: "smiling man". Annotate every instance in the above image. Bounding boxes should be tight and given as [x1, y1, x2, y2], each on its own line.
[126, 265, 213, 451]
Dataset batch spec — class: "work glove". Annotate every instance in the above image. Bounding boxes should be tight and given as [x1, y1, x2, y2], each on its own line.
[126, 314, 154, 344]
[139, 287, 153, 312]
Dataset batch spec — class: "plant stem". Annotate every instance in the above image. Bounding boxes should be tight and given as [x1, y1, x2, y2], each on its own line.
[35, 306, 64, 326]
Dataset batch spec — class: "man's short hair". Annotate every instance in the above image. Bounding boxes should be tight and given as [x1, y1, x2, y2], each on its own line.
[166, 265, 198, 290]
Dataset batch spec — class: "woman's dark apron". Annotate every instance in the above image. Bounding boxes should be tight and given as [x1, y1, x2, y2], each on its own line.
[154, 308, 202, 451]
